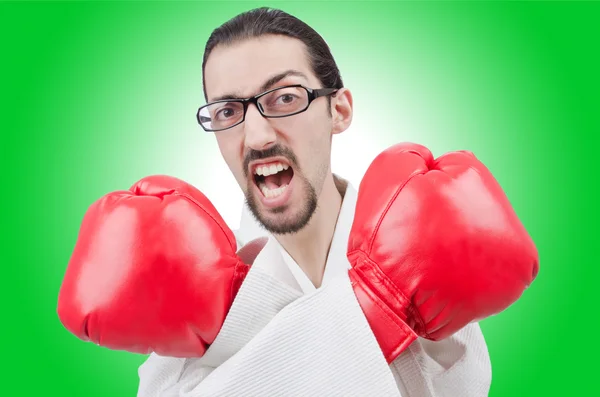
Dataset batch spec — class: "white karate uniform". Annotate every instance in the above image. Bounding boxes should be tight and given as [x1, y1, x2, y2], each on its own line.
[136, 175, 492, 396]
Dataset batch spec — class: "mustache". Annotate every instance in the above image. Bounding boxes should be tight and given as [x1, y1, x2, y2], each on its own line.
[243, 144, 299, 177]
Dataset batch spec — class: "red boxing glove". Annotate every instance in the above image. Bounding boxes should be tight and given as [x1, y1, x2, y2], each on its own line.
[57, 175, 265, 357]
[348, 143, 539, 363]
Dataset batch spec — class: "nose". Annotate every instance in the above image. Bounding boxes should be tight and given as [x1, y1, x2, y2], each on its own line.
[243, 102, 277, 151]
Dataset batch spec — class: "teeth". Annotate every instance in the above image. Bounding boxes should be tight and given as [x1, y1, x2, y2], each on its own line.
[259, 183, 288, 199]
[254, 162, 289, 176]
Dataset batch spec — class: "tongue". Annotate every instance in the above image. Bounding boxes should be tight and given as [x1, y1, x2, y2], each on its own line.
[263, 169, 293, 189]
[264, 174, 280, 190]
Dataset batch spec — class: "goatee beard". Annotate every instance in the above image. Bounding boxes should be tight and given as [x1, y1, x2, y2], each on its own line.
[246, 172, 318, 235]
[243, 143, 318, 235]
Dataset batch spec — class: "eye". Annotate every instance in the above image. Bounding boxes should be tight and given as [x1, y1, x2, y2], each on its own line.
[213, 104, 242, 121]
[276, 94, 297, 104]
[258, 86, 306, 114]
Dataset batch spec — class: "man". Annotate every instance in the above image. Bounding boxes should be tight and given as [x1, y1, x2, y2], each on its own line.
[57, 7, 538, 396]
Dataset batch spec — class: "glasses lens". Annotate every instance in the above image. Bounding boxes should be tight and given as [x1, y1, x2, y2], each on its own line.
[258, 86, 309, 117]
[198, 101, 244, 131]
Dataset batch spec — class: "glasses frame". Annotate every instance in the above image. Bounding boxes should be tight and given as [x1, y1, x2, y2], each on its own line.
[196, 84, 338, 132]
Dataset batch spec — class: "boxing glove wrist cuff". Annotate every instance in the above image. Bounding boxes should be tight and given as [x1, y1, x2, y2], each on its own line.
[231, 261, 250, 302]
[348, 252, 419, 363]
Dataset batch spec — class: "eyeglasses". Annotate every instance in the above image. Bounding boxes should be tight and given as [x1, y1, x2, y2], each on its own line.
[196, 84, 338, 132]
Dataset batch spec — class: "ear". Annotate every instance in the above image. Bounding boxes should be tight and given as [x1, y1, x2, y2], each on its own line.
[331, 88, 353, 135]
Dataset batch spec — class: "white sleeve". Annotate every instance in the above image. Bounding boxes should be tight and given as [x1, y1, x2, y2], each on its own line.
[136, 236, 303, 397]
[389, 322, 492, 397]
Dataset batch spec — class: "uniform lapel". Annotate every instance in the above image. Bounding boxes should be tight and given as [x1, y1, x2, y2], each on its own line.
[321, 176, 358, 286]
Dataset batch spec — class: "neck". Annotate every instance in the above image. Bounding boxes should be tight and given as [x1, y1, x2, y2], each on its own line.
[276, 173, 344, 288]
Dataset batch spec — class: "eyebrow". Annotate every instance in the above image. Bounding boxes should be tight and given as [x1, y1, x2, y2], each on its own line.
[210, 70, 308, 102]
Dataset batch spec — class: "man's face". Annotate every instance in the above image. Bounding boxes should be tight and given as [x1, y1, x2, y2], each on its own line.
[203, 35, 336, 235]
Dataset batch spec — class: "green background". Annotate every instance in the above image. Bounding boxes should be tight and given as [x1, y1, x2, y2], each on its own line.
[1, 1, 597, 395]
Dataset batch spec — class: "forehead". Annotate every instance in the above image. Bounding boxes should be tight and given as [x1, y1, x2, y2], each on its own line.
[204, 35, 318, 101]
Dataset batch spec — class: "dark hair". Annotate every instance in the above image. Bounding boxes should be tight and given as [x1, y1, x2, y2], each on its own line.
[201, 7, 344, 105]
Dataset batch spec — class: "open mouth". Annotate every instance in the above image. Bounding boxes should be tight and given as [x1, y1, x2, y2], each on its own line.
[252, 160, 295, 200]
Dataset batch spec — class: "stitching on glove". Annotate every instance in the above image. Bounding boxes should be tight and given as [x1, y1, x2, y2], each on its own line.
[367, 168, 427, 255]
[176, 192, 238, 252]
[349, 249, 428, 337]
[350, 266, 417, 363]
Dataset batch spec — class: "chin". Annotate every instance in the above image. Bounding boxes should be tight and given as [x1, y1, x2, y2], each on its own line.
[248, 190, 318, 235]
[259, 214, 310, 235]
